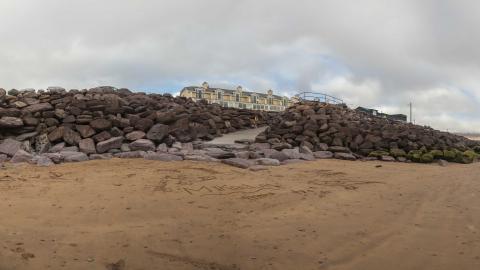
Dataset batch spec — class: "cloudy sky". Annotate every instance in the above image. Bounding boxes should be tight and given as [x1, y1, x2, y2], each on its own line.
[1, 0, 479, 132]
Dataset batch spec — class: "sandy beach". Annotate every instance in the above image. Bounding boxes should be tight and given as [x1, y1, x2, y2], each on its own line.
[0, 159, 479, 270]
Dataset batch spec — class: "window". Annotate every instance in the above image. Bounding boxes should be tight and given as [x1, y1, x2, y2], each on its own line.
[252, 95, 257, 104]
[268, 97, 273, 105]
[196, 90, 203, 99]
[217, 91, 222, 100]
[235, 94, 240, 102]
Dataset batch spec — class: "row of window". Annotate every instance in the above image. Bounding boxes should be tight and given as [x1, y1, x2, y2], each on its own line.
[195, 90, 287, 106]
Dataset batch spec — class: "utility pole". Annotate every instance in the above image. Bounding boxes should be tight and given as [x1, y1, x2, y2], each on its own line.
[409, 102, 412, 123]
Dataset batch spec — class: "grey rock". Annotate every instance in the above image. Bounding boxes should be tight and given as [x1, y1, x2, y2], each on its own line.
[156, 143, 168, 152]
[125, 131, 146, 141]
[146, 124, 169, 142]
[317, 143, 329, 151]
[299, 145, 313, 155]
[281, 148, 302, 159]
[255, 158, 280, 166]
[380, 155, 396, 162]
[89, 153, 113, 160]
[334, 152, 356, 161]
[235, 151, 251, 159]
[0, 154, 8, 162]
[76, 125, 96, 138]
[36, 156, 54, 166]
[22, 103, 53, 114]
[144, 152, 183, 161]
[16, 131, 38, 141]
[11, 149, 33, 163]
[272, 142, 292, 151]
[281, 159, 304, 165]
[96, 137, 123, 153]
[222, 158, 253, 169]
[62, 151, 89, 162]
[313, 151, 334, 159]
[63, 128, 81, 146]
[328, 146, 351, 153]
[63, 146, 79, 152]
[299, 153, 315, 161]
[90, 118, 112, 131]
[184, 155, 219, 162]
[437, 159, 448, 167]
[0, 138, 22, 156]
[79, 138, 97, 154]
[48, 142, 65, 153]
[129, 139, 155, 151]
[43, 153, 64, 164]
[120, 143, 131, 152]
[204, 148, 235, 159]
[0, 116, 24, 128]
[114, 151, 146, 159]
[263, 149, 289, 161]
[249, 143, 271, 151]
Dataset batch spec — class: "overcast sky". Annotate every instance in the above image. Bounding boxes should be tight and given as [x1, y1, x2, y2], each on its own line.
[0, 0, 479, 132]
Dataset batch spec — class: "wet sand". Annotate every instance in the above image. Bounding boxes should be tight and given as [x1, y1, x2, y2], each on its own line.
[1, 159, 480, 270]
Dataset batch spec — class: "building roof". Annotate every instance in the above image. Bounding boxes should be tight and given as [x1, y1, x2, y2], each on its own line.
[181, 86, 287, 100]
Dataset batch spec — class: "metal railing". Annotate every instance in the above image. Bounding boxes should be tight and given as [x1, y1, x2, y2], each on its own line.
[294, 91, 344, 104]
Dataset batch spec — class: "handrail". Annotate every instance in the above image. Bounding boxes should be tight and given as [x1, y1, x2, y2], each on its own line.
[294, 91, 344, 104]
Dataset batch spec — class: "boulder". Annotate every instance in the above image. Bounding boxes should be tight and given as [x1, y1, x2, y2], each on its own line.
[79, 138, 97, 154]
[334, 152, 356, 161]
[125, 131, 146, 141]
[313, 151, 333, 159]
[222, 158, 253, 169]
[255, 158, 280, 166]
[0, 139, 22, 156]
[76, 125, 96, 138]
[114, 151, 146, 159]
[63, 128, 81, 146]
[129, 139, 155, 151]
[96, 137, 123, 153]
[146, 124, 169, 143]
[90, 119, 112, 131]
[0, 116, 23, 128]
[11, 150, 33, 163]
[62, 151, 89, 162]
[36, 156, 54, 166]
[22, 103, 53, 114]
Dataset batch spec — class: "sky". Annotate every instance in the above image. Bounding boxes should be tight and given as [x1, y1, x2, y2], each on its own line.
[0, 0, 479, 132]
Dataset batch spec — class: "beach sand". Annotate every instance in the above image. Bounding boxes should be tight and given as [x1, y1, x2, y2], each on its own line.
[1, 159, 480, 270]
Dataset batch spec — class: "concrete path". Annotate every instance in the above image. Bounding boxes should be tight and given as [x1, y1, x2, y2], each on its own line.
[205, 126, 267, 145]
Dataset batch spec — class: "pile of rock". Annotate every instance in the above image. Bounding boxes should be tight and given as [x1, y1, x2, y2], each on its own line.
[0, 86, 273, 165]
[255, 101, 480, 164]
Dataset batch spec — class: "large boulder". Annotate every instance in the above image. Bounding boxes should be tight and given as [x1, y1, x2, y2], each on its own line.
[146, 124, 169, 143]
